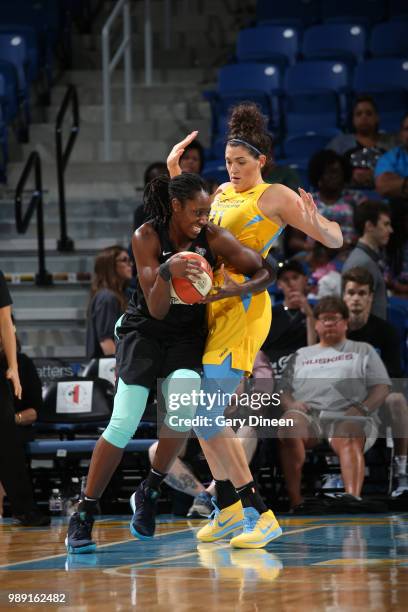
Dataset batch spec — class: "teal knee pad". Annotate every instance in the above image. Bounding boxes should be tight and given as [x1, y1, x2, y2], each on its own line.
[102, 377, 149, 448]
[162, 369, 201, 432]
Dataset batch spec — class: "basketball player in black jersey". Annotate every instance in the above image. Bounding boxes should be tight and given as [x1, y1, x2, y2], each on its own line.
[66, 173, 274, 552]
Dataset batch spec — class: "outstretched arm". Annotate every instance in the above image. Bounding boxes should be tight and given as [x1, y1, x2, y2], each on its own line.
[204, 225, 275, 302]
[260, 184, 343, 249]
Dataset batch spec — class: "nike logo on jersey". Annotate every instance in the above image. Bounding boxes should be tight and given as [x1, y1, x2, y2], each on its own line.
[162, 251, 172, 257]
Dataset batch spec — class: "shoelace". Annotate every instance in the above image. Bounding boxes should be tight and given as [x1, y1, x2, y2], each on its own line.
[208, 500, 221, 525]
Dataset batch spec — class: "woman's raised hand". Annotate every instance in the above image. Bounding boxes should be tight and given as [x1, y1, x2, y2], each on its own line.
[297, 187, 318, 224]
[167, 131, 198, 177]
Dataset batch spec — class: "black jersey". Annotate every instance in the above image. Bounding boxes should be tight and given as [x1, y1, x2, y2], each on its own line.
[125, 222, 216, 340]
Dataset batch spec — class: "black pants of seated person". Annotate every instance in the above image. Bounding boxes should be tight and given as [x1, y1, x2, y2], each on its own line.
[0, 376, 36, 515]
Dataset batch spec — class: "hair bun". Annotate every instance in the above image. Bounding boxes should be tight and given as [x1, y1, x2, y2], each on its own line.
[228, 103, 268, 140]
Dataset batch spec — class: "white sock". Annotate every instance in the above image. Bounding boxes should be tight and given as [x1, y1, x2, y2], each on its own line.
[394, 455, 407, 475]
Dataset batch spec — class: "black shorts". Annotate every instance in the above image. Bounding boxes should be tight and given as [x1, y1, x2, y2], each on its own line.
[115, 314, 205, 389]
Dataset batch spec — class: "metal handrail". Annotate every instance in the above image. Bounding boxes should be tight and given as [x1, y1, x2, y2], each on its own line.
[55, 84, 80, 252]
[15, 151, 52, 286]
[102, 0, 132, 161]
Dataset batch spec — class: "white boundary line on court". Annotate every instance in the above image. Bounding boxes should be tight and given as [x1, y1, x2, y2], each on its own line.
[0, 525, 195, 570]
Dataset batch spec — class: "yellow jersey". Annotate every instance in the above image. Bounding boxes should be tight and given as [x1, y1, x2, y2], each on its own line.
[204, 182, 284, 373]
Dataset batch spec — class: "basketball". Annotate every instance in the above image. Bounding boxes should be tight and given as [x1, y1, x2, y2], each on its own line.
[169, 251, 213, 305]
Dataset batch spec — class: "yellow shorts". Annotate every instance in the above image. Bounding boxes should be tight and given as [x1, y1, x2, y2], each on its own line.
[203, 279, 272, 375]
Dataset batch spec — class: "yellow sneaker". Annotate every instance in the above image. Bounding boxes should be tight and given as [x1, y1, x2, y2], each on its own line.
[196, 499, 244, 542]
[229, 507, 282, 549]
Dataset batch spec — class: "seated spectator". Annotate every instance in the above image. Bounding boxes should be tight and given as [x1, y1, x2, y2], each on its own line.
[0, 326, 43, 516]
[283, 149, 364, 259]
[262, 260, 316, 379]
[180, 139, 205, 174]
[263, 135, 301, 193]
[309, 149, 365, 247]
[342, 200, 393, 319]
[386, 202, 408, 297]
[278, 296, 390, 512]
[86, 246, 132, 359]
[375, 113, 408, 205]
[307, 243, 342, 298]
[342, 267, 408, 498]
[328, 95, 398, 189]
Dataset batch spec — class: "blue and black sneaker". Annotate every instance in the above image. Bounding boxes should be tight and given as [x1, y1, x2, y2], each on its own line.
[129, 480, 159, 540]
[65, 512, 96, 554]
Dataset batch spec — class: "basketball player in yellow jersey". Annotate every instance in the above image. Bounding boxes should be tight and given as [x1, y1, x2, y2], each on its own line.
[204, 181, 282, 374]
[164, 103, 343, 549]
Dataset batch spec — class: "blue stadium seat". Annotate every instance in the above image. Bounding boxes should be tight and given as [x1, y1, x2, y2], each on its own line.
[205, 62, 282, 138]
[27, 438, 155, 457]
[284, 61, 350, 134]
[302, 24, 367, 66]
[279, 158, 310, 189]
[353, 59, 408, 131]
[0, 34, 28, 96]
[370, 22, 408, 58]
[283, 129, 341, 159]
[354, 58, 408, 90]
[236, 25, 299, 69]
[1, 0, 61, 85]
[0, 25, 39, 83]
[256, 0, 319, 27]
[321, 0, 386, 25]
[210, 135, 227, 160]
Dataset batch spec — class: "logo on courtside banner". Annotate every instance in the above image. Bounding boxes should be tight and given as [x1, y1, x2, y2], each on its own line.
[56, 381, 94, 413]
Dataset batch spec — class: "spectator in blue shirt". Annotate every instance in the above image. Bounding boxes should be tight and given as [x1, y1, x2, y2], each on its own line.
[375, 113, 408, 201]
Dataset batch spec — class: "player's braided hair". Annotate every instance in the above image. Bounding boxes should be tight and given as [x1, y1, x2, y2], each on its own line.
[143, 172, 208, 225]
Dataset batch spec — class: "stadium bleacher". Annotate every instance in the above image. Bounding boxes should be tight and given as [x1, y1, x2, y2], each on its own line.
[204, 3, 408, 167]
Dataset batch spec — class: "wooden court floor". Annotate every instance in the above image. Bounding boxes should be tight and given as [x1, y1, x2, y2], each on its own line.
[0, 513, 407, 611]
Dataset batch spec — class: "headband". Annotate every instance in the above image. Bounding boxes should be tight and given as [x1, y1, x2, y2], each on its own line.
[227, 138, 263, 157]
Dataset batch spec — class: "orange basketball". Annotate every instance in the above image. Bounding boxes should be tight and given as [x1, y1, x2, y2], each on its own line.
[169, 252, 213, 305]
